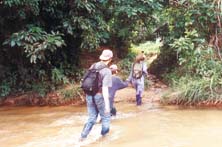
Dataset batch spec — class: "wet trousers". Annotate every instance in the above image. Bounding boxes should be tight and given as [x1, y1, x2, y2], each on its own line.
[81, 94, 110, 138]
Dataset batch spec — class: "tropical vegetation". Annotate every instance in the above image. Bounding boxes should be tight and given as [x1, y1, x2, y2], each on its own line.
[1, 0, 222, 106]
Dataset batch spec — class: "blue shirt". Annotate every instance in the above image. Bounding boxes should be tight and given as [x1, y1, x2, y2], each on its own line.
[109, 76, 128, 100]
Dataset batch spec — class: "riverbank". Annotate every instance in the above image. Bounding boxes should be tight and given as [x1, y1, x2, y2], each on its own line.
[0, 85, 84, 107]
[2, 73, 222, 108]
[0, 74, 166, 107]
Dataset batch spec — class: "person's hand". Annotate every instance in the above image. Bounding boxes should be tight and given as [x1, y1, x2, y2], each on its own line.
[126, 79, 131, 84]
[104, 106, 110, 114]
[127, 82, 132, 87]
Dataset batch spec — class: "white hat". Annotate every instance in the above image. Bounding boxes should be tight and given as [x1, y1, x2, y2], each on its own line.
[99, 49, 113, 61]
[109, 64, 118, 71]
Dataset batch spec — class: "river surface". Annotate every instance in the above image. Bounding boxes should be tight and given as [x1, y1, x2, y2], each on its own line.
[1, 102, 222, 147]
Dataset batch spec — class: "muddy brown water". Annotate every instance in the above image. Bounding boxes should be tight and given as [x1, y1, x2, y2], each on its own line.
[1, 102, 222, 147]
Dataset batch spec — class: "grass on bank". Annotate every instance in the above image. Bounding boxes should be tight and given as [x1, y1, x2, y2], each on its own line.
[162, 72, 222, 106]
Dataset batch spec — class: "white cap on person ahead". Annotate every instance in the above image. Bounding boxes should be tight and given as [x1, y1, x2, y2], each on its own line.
[109, 64, 118, 72]
[99, 49, 113, 61]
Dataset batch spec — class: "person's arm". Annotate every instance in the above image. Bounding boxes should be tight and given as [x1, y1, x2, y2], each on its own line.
[116, 77, 128, 90]
[101, 68, 112, 114]
[102, 86, 110, 114]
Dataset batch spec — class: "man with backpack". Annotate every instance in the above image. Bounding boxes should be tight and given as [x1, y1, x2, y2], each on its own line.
[127, 53, 148, 106]
[80, 49, 113, 141]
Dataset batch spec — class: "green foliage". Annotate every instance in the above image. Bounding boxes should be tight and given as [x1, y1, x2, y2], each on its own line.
[3, 26, 65, 63]
[72, 68, 85, 82]
[131, 40, 161, 54]
[4, 0, 222, 106]
[0, 80, 11, 97]
[51, 68, 69, 85]
[162, 1, 216, 41]
[170, 30, 203, 68]
[131, 40, 162, 66]
[107, 0, 163, 57]
[61, 1, 111, 51]
[150, 1, 222, 104]
[59, 85, 83, 101]
[3, 0, 41, 16]
[0, 71, 17, 97]
[170, 29, 222, 78]
[118, 51, 136, 79]
[0, 0, 163, 98]
[32, 82, 49, 97]
[164, 28, 222, 104]
[163, 74, 222, 105]
[152, 0, 219, 70]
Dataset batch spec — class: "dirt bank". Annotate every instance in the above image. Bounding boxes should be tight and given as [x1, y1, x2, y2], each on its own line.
[0, 74, 168, 107]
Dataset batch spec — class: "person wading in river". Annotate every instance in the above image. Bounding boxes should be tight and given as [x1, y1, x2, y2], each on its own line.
[109, 64, 129, 116]
[80, 49, 113, 141]
[127, 52, 148, 105]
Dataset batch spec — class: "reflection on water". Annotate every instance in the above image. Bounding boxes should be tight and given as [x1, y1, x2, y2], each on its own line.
[1, 104, 222, 147]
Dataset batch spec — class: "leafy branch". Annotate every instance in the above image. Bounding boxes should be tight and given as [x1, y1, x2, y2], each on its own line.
[3, 26, 66, 63]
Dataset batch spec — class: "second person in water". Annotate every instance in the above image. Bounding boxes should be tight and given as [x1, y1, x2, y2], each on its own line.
[109, 64, 129, 116]
[127, 53, 148, 105]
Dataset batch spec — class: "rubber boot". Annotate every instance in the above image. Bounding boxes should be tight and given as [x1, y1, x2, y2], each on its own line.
[136, 95, 142, 106]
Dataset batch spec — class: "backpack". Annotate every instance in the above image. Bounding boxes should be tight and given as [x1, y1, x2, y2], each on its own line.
[132, 62, 143, 79]
[81, 64, 107, 96]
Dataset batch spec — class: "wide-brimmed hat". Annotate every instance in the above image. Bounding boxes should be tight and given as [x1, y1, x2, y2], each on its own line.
[109, 64, 118, 71]
[99, 49, 113, 61]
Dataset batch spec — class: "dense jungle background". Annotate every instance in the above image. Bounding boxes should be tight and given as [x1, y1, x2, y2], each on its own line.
[1, 0, 222, 106]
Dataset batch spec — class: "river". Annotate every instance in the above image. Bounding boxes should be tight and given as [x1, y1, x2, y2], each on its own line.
[1, 102, 222, 147]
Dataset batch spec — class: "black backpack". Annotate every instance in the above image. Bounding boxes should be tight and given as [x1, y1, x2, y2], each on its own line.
[81, 64, 107, 96]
